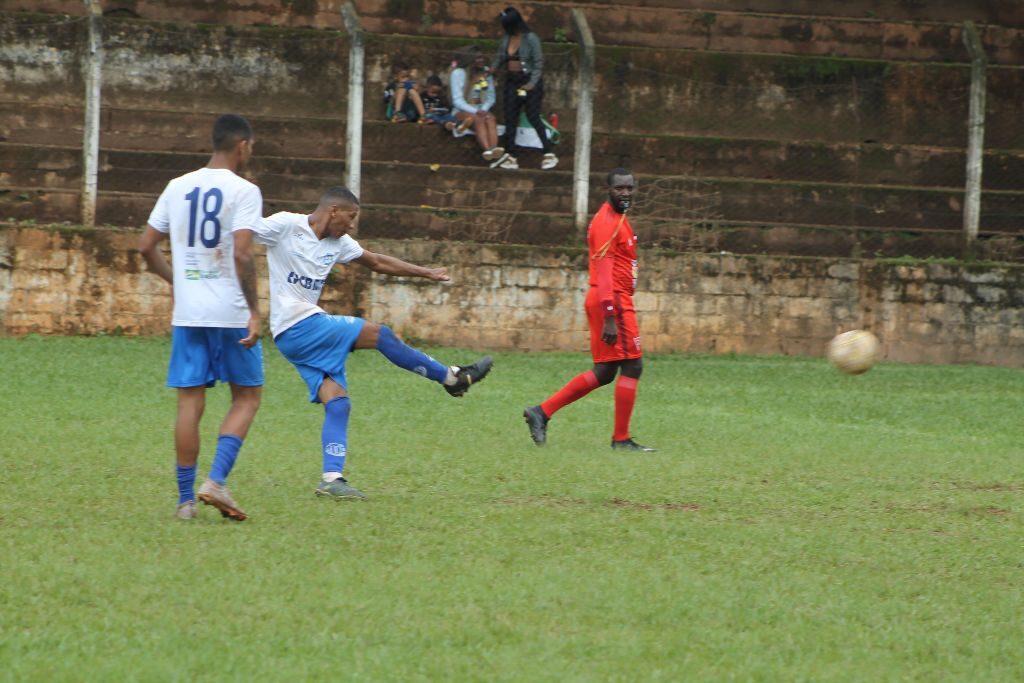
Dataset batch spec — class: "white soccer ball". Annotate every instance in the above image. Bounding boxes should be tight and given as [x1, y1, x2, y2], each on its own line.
[827, 329, 879, 375]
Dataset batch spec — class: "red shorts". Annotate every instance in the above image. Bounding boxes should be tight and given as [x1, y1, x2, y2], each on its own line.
[585, 287, 642, 363]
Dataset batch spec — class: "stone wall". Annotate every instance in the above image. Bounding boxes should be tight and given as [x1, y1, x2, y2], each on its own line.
[3, 225, 1023, 366]
[7, 0, 1023, 61]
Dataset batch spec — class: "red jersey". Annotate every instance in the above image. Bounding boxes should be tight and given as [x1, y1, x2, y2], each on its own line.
[587, 201, 638, 310]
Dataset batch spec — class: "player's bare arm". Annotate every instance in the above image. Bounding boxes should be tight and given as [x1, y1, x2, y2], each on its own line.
[138, 225, 173, 285]
[233, 228, 262, 347]
[353, 250, 450, 282]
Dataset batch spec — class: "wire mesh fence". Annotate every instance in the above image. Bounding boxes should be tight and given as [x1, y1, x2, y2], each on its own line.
[0, 12, 88, 222]
[592, 46, 1023, 259]
[2, 7, 1022, 259]
[0, 12, 351, 227]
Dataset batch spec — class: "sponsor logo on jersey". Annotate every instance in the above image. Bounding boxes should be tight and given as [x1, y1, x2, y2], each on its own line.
[287, 271, 326, 291]
[185, 268, 222, 280]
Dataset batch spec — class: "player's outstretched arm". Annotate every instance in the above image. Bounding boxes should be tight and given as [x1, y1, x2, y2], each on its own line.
[353, 250, 449, 282]
[138, 225, 173, 285]
[233, 229, 262, 347]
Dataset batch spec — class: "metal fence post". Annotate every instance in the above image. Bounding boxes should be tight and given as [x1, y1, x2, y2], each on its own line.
[961, 20, 987, 257]
[341, 2, 365, 202]
[81, 0, 103, 227]
[571, 9, 595, 235]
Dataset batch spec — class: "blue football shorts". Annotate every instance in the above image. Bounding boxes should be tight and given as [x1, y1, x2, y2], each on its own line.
[273, 313, 366, 403]
[167, 326, 264, 388]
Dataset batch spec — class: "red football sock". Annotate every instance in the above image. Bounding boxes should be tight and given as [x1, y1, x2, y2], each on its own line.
[613, 376, 638, 441]
[540, 370, 600, 418]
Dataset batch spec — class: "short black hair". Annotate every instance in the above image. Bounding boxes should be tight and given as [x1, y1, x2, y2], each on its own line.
[607, 167, 633, 186]
[319, 185, 360, 208]
[426, 74, 443, 87]
[211, 114, 252, 152]
[392, 60, 410, 74]
[499, 6, 529, 35]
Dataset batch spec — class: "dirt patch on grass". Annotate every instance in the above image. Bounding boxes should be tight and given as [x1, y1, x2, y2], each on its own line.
[493, 496, 700, 511]
[884, 503, 940, 513]
[953, 481, 1024, 492]
[609, 498, 700, 512]
[967, 506, 1011, 516]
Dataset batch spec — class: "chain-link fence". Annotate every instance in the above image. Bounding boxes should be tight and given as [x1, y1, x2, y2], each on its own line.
[978, 64, 1024, 260]
[591, 46, 1024, 259]
[0, 12, 89, 222]
[2, 6, 1021, 259]
[0, 11, 350, 228]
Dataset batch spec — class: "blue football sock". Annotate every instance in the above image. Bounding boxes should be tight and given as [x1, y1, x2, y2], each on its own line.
[209, 434, 243, 485]
[176, 464, 196, 504]
[322, 396, 351, 476]
[375, 325, 449, 383]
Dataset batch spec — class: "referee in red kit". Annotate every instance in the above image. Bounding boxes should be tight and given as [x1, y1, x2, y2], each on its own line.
[523, 168, 655, 452]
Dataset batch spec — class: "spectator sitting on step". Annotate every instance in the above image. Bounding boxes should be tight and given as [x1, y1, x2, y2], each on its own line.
[449, 45, 503, 163]
[385, 60, 426, 123]
[420, 75, 459, 129]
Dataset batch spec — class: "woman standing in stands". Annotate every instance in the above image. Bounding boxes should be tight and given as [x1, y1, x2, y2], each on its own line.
[450, 46, 504, 163]
[490, 6, 558, 171]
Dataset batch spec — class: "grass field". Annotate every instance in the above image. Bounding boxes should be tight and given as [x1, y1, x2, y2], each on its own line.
[1, 336, 1022, 681]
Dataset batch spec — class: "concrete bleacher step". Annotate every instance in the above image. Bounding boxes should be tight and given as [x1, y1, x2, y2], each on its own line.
[6, 103, 1023, 193]
[5, 143, 1022, 236]
[0, 103, 345, 159]
[353, 1, 1023, 65]
[1, 187, 996, 261]
[361, 33, 1024, 149]
[13, 0, 1018, 63]
[0, 188, 577, 246]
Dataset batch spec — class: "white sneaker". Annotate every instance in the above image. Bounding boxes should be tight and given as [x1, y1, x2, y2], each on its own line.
[482, 146, 505, 162]
[541, 153, 558, 170]
[497, 154, 519, 170]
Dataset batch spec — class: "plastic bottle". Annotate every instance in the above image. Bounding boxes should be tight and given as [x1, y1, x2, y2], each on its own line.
[549, 112, 559, 129]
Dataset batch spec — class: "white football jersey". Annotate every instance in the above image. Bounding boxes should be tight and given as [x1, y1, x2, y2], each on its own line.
[147, 167, 263, 327]
[250, 211, 364, 337]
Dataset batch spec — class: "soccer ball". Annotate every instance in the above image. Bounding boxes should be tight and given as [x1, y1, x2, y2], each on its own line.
[827, 329, 879, 375]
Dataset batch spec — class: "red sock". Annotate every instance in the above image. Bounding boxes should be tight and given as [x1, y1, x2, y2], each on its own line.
[540, 371, 600, 418]
[613, 376, 638, 441]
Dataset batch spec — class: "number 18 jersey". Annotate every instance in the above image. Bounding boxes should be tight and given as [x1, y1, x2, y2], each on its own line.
[147, 167, 263, 327]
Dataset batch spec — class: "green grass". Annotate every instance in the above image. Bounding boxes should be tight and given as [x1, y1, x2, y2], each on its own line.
[1, 337, 1022, 681]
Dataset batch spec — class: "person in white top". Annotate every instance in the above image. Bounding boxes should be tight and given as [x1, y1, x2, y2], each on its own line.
[234, 186, 493, 500]
[449, 45, 502, 162]
[138, 114, 264, 522]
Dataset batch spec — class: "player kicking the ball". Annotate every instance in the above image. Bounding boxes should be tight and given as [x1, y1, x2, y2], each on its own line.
[523, 168, 655, 451]
[234, 186, 492, 499]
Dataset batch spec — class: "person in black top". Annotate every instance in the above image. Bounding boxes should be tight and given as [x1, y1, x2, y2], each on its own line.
[490, 6, 558, 170]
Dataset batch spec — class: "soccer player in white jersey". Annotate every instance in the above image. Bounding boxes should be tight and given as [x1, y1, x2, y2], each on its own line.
[138, 114, 264, 521]
[235, 185, 492, 499]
